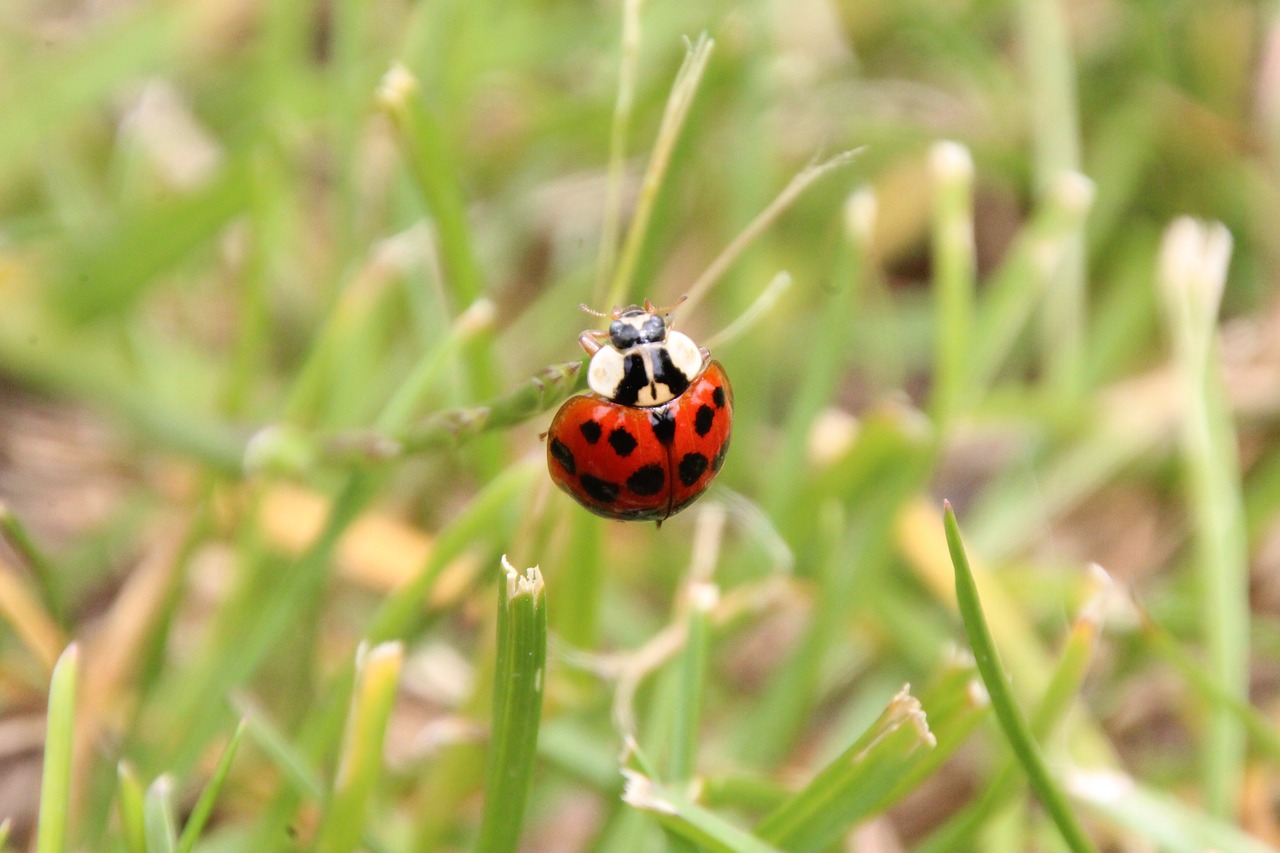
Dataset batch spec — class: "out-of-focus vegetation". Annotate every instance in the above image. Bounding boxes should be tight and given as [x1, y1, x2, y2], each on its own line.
[1, 0, 1280, 850]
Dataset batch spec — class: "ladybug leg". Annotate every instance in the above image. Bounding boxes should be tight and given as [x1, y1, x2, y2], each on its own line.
[578, 330, 608, 356]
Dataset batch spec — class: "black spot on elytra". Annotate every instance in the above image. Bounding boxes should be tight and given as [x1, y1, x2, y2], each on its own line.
[579, 474, 620, 503]
[694, 404, 715, 437]
[627, 464, 665, 496]
[579, 420, 602, 444]
[712, 440, 729, 473]
[712, 386, 726, 408]
[609, 428, 638, 457]
[550, 438, 576, 475]
[650, 409, 676, 445]
[678, 452, 708, 487]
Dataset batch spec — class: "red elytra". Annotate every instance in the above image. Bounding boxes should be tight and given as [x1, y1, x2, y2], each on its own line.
[547, 360, 733, 522]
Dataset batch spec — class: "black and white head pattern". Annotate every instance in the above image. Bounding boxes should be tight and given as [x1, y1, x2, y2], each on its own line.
[588, 310, 704, 407]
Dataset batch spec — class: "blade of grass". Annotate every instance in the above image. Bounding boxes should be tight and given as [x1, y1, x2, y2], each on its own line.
[315, 642, 404, 853]
[1155, 217, 1246, 817]
[0, 502, 66, 628]
[681, 150, 858, 319]
[1139, 604, 1280, 763]
[1015, 0, 1086, 400]
[604, 34, 714, 309]
[594, 0, 643, 297]
[474, 558, 548, 853]
[143, 776, 178, 853]
[0, 555, 66, 674]
[36, 643, 79, 853]
[116, 763, 147, 853]
[754, 685, 936, 852]
[622, 771, 783, 853]
[942, 503, 1098, 853]
[1067, 769, 1274, 853]
[175, 717, 248, 853]
[668, 582, 716, 783]
[920, 570, 1107, 853]
[930, 140, 975, 425]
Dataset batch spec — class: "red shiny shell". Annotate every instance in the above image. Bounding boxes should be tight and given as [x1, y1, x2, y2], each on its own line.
[546, 361, 733, 521]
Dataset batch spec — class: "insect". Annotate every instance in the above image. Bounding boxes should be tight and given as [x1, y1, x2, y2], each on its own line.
[546, 299, 733, 522]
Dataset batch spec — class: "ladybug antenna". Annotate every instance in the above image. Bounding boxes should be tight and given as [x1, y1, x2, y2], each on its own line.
[645, 294, 688, 315]
[578, 303, 610, 318]
[645, 294, 688, 321]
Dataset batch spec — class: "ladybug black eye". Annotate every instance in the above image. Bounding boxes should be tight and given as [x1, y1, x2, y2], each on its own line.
[640, 315, 666, 343]
[610, 321, 639, 349]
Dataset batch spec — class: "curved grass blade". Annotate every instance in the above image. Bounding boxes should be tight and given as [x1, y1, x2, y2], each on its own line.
[35, 644, 78, 853]
[175, 717, 248, 853]
[942, 502, 1098, 853]
[622, 771, 782, 853]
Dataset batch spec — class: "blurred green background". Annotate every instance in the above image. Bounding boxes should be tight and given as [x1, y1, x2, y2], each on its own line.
[1, 0, 1279, 850]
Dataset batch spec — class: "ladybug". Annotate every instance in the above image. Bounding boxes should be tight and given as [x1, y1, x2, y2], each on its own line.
[546, 299, 733, 522]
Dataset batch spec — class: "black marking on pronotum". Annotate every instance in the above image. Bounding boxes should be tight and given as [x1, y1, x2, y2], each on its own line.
[579, 473, 620, 503]
[579, 420, 602, 444]
[694, 404, 715, 437]
[609, 428, 638, 457]
[712, 439, 729, 473]
[627, 464, 665, 496]
[650, 409, 677, 445]
[712, 385, 726, 409]
[613, 354, 650, 406]
[652, 348, 691, 399]
[678, 452, 709, 487]
[550, 438, 576, 475]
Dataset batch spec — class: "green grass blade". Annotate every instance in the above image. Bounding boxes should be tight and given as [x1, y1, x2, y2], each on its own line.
[622, 772, 783, 853]
[668, 582, 715, 783]
[473, 558, 547, 853]
[754, 686, 936, 852]
[1068, 769, 1274, 853]
[116, 763, 147, 853]
[1155, 218, 1246, 817]
[36, 643, 79, 853]
[0, 502, 66, 628]
[942, 503, 1098, 853]
[175, 717, 249, 853]
[605, 34, 713, 309]
[930, 140, 975, 425]
[143, 776, 178, 853]
[315, 642, 405, 853]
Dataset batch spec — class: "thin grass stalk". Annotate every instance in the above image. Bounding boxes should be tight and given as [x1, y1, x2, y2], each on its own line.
[116, 763, 147, 853]
[930, 141, 976, 426]
[474, 558, 547, 853]
[1140, 606, 1280, 763]
[315, 642, 404, 853]
[754, 686, 935, 852]
[681, 151, 858, 319]
[920, 583, 1104, 853]
[622, 772, 783, 853]
[1015, 0, 1086, 399]
[0, 555, 65, 674]
[942, 504, 1098, 853]
[969, 171, 1094, 395]
[0, 502, 66, 628]
[36, 644, 78, 853]
[593, 0, 643, 302]
[143, 776, 177, 853]
[668, 583, 716, 783]
[377, 63, 500, 402]
[174, 718, 248, 853]
[1156, 217, 1245, 817]
[605, 34, 714, 309]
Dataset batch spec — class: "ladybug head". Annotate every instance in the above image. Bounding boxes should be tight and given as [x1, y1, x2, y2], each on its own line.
[608, 307, 667, 351]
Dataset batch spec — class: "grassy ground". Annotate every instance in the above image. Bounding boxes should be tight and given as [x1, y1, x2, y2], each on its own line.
[1, 0, 1279, 850]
